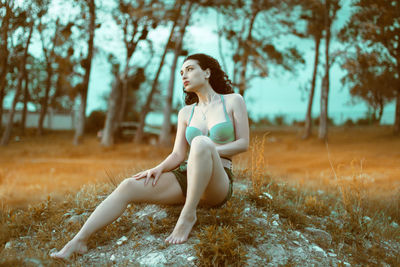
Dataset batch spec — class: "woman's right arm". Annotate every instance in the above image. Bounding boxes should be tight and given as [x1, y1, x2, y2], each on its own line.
[132, 106, 189, 186]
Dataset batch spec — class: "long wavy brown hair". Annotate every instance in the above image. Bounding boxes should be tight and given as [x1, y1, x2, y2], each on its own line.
[183, 53, 234, 105]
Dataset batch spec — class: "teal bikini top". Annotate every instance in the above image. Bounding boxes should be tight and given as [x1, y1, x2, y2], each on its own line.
[185, 94, 235, 145]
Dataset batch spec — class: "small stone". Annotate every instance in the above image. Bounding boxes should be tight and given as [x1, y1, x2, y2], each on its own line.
[110, 254, 116, 261]
[363, 216, 371, 224]
[5, 241, 12, 249]
[272, 214, 279, 221]
[262, 192, 273, 200]
[311, 245, 326, 258]
[328, 252, 337, 257]
[304, 227, 332, 245]
[343, 262, 351, 266]
[272, 220, 279, 226]
[100, 253, 105, 257]
[116, 236, 128, 246]
[187, 256, 196, 261]
[390, 221, 399, 228]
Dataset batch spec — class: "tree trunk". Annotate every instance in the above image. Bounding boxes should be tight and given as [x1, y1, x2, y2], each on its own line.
[134, 0, 182, 144]
[1, 22, 33, 145]
[394, 89, 400, 135]
[37, 66, 53, 135]
[319, 0, 331, 141]
[238, 11, 258, 97]
[0, 2, 11, 129]
[21, 71, 29, 135]
[159, 2, 192, 146]
[101, 78, 122, 147]
[74, 0, 95, 145]
[302, 35, 321, 139]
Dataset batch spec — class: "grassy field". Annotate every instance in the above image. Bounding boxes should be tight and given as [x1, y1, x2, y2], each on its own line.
[0, 126, 399, 265]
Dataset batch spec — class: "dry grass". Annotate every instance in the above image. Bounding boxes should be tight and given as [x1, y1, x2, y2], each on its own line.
[0, 127, 399, 265]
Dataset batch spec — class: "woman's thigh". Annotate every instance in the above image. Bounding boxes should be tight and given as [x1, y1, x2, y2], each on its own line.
[120, 172, 186, 205]
[190, 137, 230, 206]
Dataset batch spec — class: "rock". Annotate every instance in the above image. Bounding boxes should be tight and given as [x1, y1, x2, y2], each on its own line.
[110, 254, 116, 262]
[272, 220, 279, 226]
[116, 236, 128, 246]
[66, 215, 83, 225]
[261, 192, 273, 200]
[363, 216, 371, 224]
[304, 227, 332, 245]
[390, 221, 399, 228]
[328, 252, 337, 257]
[311, 245, 326, 258]
[24, 258, 44, 267]
[4, 241, 12, 249]
[187, 256, 196, 261]
[139, 252, 167, 266]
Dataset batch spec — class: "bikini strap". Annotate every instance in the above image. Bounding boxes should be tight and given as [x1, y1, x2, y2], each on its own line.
[220, 95, 230, 121]
[188, 104, 196, 125]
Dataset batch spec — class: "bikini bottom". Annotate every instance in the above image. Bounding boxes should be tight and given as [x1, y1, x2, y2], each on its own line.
[171, 161, 234, 207]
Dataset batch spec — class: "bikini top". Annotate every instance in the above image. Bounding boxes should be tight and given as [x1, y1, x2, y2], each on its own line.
[185, 94, 235, 145]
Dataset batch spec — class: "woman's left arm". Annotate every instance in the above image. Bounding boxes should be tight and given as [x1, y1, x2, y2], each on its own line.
[216, 94, 250, 158]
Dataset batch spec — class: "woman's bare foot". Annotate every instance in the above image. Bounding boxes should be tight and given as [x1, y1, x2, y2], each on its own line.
[50, 238, 88, 259]
[165, 210, 197, 244]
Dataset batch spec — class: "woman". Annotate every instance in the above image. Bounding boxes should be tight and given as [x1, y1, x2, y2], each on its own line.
[51, 53, 249, 259]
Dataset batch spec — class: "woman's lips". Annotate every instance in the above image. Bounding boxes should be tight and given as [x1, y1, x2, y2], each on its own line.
[184, 81, 190, 86]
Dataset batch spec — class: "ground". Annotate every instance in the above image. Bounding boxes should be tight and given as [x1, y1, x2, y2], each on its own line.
[0, 126, 399, 266]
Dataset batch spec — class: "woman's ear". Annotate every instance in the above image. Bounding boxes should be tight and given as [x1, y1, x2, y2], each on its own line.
[205, 68, 211, 79]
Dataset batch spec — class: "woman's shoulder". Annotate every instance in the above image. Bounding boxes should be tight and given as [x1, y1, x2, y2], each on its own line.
[223, 93, 245, 104]
[178, 104, 195, 120]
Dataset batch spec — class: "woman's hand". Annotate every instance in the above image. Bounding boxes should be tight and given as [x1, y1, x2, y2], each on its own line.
[132, 166, 163, 186]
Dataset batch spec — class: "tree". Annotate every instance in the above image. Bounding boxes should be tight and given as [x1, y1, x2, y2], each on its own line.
[1, 2, 35, 145]
[101, 0, 161, 147]
[73, 0, 96, 145]
[340, 0, 400, 135]
[217, 0, 304, 96]
[341, 48, 396, 123]
[318, 0, 341, 141]
[159, 1, 193, 146]
[37, 16, 60, 136]
[288, 0, 325, 139]
[0, 0, 14, 128]
[134, 0, 183, 144]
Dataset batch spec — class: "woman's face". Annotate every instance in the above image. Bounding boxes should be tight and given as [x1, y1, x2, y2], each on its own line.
[180, 59, 210, 93]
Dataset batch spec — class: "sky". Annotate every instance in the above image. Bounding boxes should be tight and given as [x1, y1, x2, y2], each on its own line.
[5, 1, 397, 125]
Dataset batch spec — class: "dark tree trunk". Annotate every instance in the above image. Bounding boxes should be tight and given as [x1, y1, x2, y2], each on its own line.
[159, 2, 192, 146]
[238, 11, 258, 97]
[37, 65, 53, 135]
[134, 0, 182, 144]
[1, 22, 33, 145]
[74, 0, 95, 145]
[21, 71, 29, 135]
[394, 89, 400, 135]
[319, 0, 331, 141]
[303, 36, 321, 139]
[101, 78, 122, 147]
[0, 2, 12, 129]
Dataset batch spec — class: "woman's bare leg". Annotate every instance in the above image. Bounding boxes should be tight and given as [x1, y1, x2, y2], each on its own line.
[51, 173, 185, 259]
[166, 136, 230, 244]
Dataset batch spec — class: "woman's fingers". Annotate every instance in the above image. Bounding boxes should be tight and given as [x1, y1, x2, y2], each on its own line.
[152, 172, 161, 186]
[144, 171, 153, 185]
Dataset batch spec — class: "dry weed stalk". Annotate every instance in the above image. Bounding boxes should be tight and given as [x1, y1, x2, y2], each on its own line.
[249, 132, 270, 195]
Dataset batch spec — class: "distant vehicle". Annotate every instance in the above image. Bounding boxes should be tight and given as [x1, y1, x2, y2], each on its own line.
[97, 122, 160, 145]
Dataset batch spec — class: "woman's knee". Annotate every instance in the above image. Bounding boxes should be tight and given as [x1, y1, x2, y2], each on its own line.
[190, 136, 214, 155]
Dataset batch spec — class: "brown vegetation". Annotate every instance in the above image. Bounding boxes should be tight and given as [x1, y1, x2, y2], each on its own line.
[0, 126, 399, 265]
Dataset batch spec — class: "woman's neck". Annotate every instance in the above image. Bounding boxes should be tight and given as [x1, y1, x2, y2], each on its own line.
[196, 85, 218, 107]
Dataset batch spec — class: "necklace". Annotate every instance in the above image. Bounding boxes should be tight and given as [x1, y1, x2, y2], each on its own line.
[197, 94, 218, 120]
